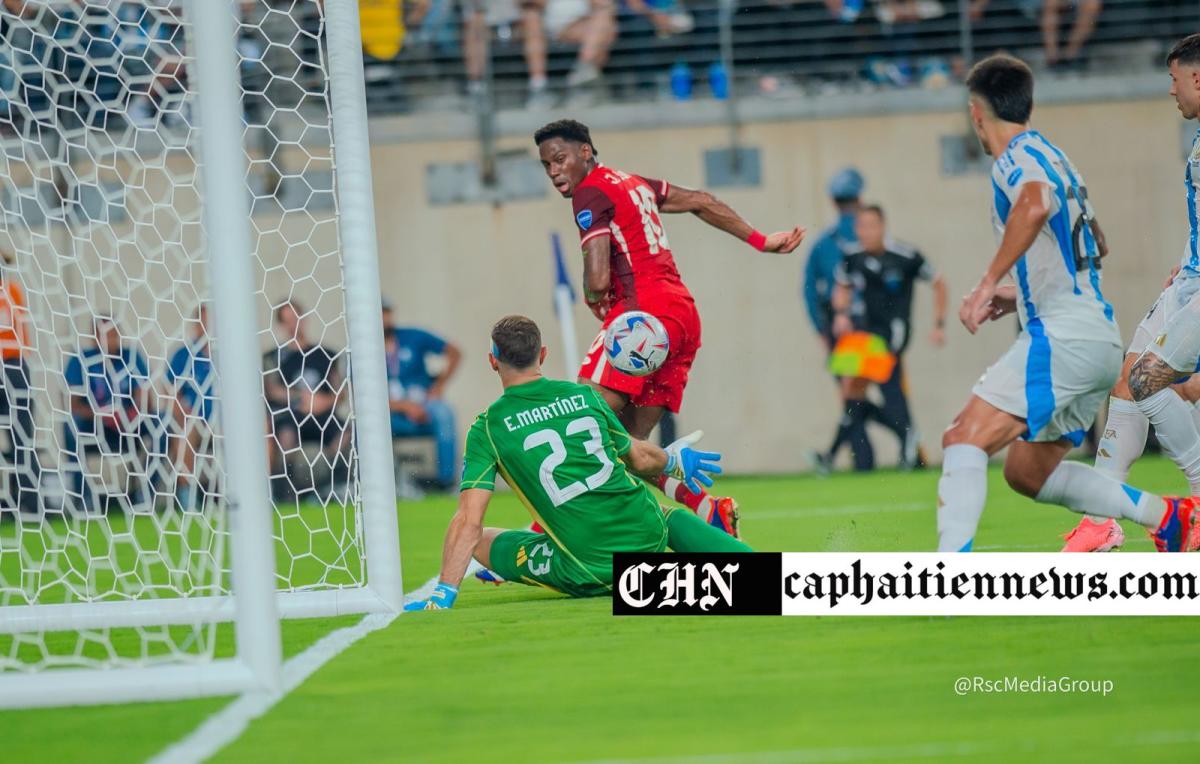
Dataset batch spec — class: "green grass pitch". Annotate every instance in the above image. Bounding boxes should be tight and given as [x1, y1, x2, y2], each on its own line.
[4, 457, 1200, 763]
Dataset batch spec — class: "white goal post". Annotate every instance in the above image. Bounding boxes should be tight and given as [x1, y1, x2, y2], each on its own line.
[0, 0, 400, 708]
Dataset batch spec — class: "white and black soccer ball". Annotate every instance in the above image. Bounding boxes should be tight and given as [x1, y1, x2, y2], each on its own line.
[603, 311, 669, 377]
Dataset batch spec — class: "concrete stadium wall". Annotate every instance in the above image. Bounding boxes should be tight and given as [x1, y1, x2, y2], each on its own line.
[370, 96, 1195, 474]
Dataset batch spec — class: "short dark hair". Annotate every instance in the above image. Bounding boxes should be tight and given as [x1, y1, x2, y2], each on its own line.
[859, 204, 885, 221]
[491, 315, 541, 369]
[274, 300, 303, 324]
[966, 54, 1034, 125]
[1168, 34, 1200, 67]
[533, 119, 598, 155]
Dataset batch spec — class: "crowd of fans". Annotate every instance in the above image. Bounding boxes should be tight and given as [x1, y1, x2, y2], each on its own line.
[0, 1, 1128, 124]
[0, 0, 324, 134]
[392, 0, 1121, 107]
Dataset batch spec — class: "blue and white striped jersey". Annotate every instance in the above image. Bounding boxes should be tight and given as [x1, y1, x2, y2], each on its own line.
[1180, 128, 1200, 276]
[990, 130, 1119, 344]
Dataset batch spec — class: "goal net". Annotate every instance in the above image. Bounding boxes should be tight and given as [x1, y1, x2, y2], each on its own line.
[0, 0, 399, 707]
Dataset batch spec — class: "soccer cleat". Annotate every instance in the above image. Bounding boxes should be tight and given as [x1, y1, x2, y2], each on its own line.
[807, 450, 832, 478]
[708, 496, 741, 539]
[1150, 497, 1200, 552]
[1061, 518, 1125, 552]
[474, 567, 506, 585]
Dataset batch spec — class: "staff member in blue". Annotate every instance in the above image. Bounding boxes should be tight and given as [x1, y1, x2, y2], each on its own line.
[803, 167, 872, 472]
[382, 301, 462, 490]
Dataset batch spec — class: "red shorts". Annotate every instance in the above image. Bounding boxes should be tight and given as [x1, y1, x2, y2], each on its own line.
[578, 300, 701, 413]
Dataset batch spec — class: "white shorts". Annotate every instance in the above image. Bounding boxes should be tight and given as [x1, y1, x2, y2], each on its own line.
[1128, 274, 1200, 374]
[973, 333, 1121, 444]
[544, 0, 589, 38]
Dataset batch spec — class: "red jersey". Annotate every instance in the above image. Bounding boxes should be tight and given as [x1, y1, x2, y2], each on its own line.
[571, 165, 694, 312]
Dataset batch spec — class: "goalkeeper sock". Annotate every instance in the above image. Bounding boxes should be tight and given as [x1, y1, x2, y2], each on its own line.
[1036, 460, 1163, 527]
[656, 474, 711, 516]
[665, 508, 752, 553]
[1085, 397, 1149, 524]
[936, 444, 988, 552]
[1136, 388, 1200, 494]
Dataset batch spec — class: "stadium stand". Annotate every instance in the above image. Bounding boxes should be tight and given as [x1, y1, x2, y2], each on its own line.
[372, 0, 1194, 114]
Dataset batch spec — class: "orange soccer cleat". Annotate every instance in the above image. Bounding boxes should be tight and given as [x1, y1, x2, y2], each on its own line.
[1151, 497, 1200, 553]
[707, 496, 741, 540]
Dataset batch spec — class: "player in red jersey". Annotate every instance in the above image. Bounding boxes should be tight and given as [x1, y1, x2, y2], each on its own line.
[534, 119, 805, 537]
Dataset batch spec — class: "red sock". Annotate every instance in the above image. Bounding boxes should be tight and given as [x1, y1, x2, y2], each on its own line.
[655, 474, 713, 520]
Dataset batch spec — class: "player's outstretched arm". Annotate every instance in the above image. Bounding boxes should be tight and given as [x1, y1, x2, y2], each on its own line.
[960, 182, 1051, 334]
[622, 430, 723, 493]
[403, 488, 492, 612]
[659, 184, 806, 254]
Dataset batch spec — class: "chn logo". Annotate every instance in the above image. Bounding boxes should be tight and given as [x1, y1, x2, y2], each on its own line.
[617, 562, 738, 612]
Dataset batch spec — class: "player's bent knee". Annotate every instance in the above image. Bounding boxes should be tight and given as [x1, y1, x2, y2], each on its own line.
[474, 527, 507, 570]
[941, 420, 972, 449]
[1002, 461, 1042, 498]
[1110, 356, 1137, 400]
[1175, 374, 1200, 404]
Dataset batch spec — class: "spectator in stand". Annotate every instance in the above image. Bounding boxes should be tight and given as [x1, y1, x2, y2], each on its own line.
[969, 0, 1102, 69]
[63, 317, 155, 512]
[383, 301, 461, 490]
[623, 0, 693, 38]
[111, 1, 189, 128]
[462, 0, 617, 108]
[164, 304, 215, 511]
[0, 252, 36, 516]
[263, 301, 350, 502]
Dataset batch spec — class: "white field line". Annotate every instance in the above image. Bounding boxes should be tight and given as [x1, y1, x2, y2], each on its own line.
[751, 501, 927, 519]
[574, 730, 1200, 764]
[151, 560, 481, 764]
[149, 611, 397, 764]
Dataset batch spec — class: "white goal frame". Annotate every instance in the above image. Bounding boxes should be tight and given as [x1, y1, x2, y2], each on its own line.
[0, 0, 401, 708]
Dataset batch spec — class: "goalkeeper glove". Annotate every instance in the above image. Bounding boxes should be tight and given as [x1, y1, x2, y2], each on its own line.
[403, 582, 458, 612]
[663, 430, 723, 494]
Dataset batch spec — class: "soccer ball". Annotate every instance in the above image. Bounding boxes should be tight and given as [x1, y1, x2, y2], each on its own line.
[604, 311, 669, 377]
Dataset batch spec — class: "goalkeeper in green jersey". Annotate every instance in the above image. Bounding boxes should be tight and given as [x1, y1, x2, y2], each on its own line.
[404, 315, 751, 611]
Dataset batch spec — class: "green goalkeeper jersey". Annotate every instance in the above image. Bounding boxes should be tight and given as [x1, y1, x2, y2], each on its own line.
[460, 377, 668, 572]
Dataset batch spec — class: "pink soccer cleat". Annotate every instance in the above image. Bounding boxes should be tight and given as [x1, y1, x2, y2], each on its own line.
[1061, 518, 1124, 552]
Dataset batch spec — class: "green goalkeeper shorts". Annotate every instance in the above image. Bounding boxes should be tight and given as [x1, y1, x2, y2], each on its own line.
[488, 509, 751, 597]
[488, 529, 612, 598]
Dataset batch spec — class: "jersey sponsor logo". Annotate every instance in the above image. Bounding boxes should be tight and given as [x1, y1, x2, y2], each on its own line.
[576, 209, 593, 231]
[1006, 167, 1024, 187]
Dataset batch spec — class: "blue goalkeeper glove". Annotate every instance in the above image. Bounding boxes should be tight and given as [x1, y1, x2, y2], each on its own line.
[663, 430, 723, 494]
[403, 582, 458, 612]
